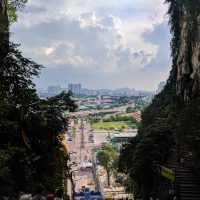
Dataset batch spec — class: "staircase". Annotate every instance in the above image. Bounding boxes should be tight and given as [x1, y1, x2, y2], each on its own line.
[167, 150, 200, 200]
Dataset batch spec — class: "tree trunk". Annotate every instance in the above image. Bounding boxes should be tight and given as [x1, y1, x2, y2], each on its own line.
[69, 172, 75, 200]
[107, 169, 110, 186]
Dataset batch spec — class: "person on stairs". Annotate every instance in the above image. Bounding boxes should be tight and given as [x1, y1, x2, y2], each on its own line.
[32, 185, 46, 200]
[54, 189, 63, 200]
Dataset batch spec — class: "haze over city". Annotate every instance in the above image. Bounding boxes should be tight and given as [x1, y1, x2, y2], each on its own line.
[11, 0, 171, 91]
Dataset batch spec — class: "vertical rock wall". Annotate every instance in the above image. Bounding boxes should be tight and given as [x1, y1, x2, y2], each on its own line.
[176, 3, 200, 100]
[0, 0, 8, 33]
[190, 14, 200, 98]
[0, 0, 8, 62]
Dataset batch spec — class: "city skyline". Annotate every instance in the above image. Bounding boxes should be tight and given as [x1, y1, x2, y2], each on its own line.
[12, 0, 171, 90]
[37, 82, 165, 93]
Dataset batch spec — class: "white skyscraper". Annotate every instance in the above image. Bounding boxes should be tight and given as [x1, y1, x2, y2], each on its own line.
[47, 85, 60, 95]
[158, 81, 166, 93]
[68, 83, 82, 94]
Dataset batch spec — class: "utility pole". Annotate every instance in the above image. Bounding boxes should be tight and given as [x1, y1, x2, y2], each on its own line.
[80, 117, 84, 148]
[79, 116, 85, 162]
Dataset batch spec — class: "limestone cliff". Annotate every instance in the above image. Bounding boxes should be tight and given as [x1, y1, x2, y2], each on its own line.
[176, 2, 200, 100]
[0, 0, 8, 33]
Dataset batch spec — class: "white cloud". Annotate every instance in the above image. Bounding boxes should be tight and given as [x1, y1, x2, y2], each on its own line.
[13, 11, 159, 74]
[52, 42, 95, 68]
[43, 47, 55, 55]
[12, 0, 171, 90]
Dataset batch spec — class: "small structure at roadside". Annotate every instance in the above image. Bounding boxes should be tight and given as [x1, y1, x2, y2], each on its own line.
[88, 133, 94, 143]
[74, 187, 103, 200]
[110, 130, 137, 151]
[80, 161, 93, 170]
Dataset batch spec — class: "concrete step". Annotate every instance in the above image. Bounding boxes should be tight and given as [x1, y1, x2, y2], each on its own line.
[178, 183, 200, 188]
[166, 151, 200, 200]
[180, 197, 200, 200]
[177, 176, 198, 180]
[179, 193, 200, 198]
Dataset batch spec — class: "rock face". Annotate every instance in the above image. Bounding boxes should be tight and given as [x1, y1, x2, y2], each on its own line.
[0, 0, 8, 33]
[0, 0, 8, 61]
[176, 4, 200, 100]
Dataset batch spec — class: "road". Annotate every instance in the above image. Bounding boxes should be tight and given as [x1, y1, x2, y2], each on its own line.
[65, 118, 134, 199]
[67, 105, 128, 117]
[65, 118, 109, 197]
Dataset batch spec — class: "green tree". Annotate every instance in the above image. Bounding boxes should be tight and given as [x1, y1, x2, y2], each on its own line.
[23, 91, 77, 190]
[118, 96, 130, 105]
[126, 106, 134, 113]
[97, 143, 119, 186]
[0, 41, 77, 194]
[120, 1, 200, 199]
[0, 0, 78, 196]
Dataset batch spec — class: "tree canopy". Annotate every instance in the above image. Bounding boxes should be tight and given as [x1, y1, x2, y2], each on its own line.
[0, 40, 77, 196]
[118, 1, 200, 199]
[97, 143, 119, 186]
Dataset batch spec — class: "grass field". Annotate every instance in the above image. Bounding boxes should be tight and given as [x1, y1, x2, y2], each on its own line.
[91, 121, 134, 131]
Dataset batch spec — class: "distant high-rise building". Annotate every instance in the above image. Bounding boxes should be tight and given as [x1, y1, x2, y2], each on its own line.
[47, 85, 60, 95]
[36, 88, 45, 94]
[158, 81, 166, 93]
[68, 83, 81, 94]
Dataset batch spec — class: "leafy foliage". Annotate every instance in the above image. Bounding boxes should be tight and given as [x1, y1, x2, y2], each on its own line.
[97, 143, 119, 186]
[119, 1, 200, 199]
[1, 42, 42, 105]
[126, 106, 134, 113]
[8, 0, 27, 10]
[119, 110, 176, 198]
[0, 0, 77, 196]
[7, 3, 18, 22]
[177, 98, 200, 177]
[7, 0, 28, 23]
[118, 70, 177, 198]
[0, 41, 77, 196]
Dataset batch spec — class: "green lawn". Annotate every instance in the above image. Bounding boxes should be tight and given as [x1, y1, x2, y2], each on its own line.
[91, 121, 134, 131]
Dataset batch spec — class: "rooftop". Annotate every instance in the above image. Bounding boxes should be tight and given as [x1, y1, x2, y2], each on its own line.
[112, 131, 137, 138]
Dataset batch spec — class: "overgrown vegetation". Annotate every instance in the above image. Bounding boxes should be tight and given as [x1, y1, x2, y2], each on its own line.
[118, 0, 200, 199]
[91, 121, 135, 131]
[0, 35, 77, 197]
[89, 113, 138, 123]
[90, 113, 139, 130]
[97, 143, 119, 186]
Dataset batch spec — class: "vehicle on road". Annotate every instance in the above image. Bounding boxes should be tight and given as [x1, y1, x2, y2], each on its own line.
[88, 133, 94, 143]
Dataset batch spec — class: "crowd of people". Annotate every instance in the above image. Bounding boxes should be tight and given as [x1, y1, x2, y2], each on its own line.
[17, 185, 64, 200]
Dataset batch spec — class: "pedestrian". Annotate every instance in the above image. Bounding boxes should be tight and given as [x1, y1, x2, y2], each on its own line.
[136, 194, 142, 200]
[47, 194, 54, 200]
[54, 188, 63, 200]
[32, 185, 46, 200]
[2, 192, 9, 200]
[180, 157, 184, 164]
[17, 191, 24, 200]
[19, 194, 32, 200]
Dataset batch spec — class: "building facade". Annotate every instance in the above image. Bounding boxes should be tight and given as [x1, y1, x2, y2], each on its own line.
[158, 81, 166, 93]
[47, 85, 60, 95]
[68, 83, 82, 94]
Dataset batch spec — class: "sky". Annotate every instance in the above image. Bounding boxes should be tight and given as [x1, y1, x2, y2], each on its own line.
[11, 0, 172, 91]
